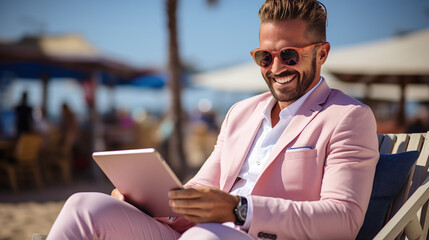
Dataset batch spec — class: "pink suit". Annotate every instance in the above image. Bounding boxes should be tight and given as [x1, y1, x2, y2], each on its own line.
[48, 79, 378, 240]
[167, 79, 379, 239]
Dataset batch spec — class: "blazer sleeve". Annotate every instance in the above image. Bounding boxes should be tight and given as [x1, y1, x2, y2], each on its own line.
[249, 105, 379, 240]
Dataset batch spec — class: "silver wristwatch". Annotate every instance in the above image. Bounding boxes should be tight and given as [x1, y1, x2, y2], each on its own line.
[234, 196, 248, 226]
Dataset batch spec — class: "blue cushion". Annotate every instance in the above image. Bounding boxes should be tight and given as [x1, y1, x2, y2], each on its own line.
[356, 151, 420, 240]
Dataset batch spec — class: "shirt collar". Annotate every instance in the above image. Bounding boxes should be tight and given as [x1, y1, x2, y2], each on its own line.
[263, 76, 324, 121]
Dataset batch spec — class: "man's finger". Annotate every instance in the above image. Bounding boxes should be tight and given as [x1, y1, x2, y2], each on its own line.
[169, 188, 201, 199]
[171, 206, 207, 217]
[111, 188, 125, 201]
[169, 198, 209, 209]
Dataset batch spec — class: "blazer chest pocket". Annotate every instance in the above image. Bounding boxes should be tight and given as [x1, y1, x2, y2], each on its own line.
[281, 148, 320, 199]
[284, 147, 316, 159]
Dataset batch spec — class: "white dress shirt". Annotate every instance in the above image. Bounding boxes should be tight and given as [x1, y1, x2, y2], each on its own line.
[229, 77, 323, 230]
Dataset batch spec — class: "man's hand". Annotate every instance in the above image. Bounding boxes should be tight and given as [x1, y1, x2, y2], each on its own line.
[111, 188, 125, 201]
[169, 186, 239, 223]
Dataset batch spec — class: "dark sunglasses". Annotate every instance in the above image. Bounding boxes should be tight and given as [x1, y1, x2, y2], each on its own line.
[250, 43, 323, 68]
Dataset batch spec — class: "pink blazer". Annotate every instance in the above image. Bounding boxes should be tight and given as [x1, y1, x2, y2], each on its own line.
[168, 79, 379, 239]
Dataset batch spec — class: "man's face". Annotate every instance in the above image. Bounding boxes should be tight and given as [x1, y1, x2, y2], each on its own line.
[259, 20, 326, 107]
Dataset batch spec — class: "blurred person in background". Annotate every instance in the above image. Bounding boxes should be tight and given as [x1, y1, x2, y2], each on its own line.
[406, 105, 429, 133]
[47, 0, 379, 239]
[14, 91, 33, 137]
[59, 103, 79, 155]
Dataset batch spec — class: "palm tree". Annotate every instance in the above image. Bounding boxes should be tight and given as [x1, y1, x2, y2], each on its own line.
[166, 0, 218, 180]
[166, 0, 186, 179]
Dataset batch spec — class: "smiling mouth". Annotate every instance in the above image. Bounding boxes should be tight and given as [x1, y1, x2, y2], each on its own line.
[274, 74, 296, 84]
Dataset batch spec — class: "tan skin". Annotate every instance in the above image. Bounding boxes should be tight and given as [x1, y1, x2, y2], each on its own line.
[111, 187, 238, 223]
[260, 20, 330, 126]
[111, 19, 331, 224]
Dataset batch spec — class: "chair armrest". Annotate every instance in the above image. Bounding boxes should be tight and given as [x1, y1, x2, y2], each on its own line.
[374, 176, 429, 240]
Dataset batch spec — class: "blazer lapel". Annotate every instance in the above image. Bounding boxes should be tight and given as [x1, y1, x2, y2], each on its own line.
[221, 97, 269, 191]
[261, 80, 331, 172]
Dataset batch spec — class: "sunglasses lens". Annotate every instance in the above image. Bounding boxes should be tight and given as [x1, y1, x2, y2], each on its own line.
[281, 49, 299, 65]
[255, 50, 272, 67]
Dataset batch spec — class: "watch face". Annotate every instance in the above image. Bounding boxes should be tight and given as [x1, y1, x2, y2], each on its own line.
[239, 205, 247, 219]
[237, 197, 247, 221]
[234, 196, 247, 225]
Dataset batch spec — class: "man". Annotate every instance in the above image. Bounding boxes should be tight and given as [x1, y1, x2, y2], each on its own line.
[47, 0, 378, 239]
[15, 91, 33, 136]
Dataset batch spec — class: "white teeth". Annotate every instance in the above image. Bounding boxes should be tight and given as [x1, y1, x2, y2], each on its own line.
[274, 75, 295, 84]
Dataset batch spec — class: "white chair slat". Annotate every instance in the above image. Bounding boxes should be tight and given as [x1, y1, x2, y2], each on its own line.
[419, 202, 429, 240]
[407, 134, 424, 152]
[380, 134, 397, 154]
[392, 134, 410, 154]
[388, 134, 413, 218]
[404, 215, 423, 239]
[378, 134, 385, 147]
[409, 132, 429, 198]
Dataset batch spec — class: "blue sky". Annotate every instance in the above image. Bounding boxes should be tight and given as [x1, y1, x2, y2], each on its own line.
[1, 0, 428, 72]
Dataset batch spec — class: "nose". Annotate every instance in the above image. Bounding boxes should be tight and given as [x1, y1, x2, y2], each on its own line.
[270, 55, 286, 75]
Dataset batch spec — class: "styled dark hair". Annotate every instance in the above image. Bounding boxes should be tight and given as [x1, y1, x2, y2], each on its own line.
[258, 0, 328, 42]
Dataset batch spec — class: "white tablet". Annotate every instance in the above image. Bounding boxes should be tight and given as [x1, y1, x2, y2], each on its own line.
[92, 148, 183, 217]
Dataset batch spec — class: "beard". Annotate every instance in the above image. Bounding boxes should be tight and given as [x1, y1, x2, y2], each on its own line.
[263, 55, 317, 103]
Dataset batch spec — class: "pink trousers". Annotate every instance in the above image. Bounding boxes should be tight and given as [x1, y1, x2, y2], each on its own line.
[47, 192, 255, 240]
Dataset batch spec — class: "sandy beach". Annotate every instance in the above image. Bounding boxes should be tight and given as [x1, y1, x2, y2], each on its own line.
[0, 178, 114, 240]
[0, 201, 64, 240]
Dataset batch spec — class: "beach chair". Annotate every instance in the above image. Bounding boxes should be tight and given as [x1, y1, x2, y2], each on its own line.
[371, 131, 429, 239]
[374, 175, 429, 239]
[0, 133, 44, 192]
[43, 128, 73, 184]
[379, 131, 429, 219]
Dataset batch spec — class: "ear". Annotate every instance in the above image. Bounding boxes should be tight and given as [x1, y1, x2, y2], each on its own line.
[317, 42, 330, 65]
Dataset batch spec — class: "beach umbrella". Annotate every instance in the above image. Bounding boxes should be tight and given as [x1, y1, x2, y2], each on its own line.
[0, 34, 151, 180]
[0, 34, 148, 113]
[0, 34, 143, 81]
[121, 72, 191, 89]
[123, 74, 166, 89]
[191, 61, 428, 105]
[0, 62, 88, 80]
[191, 62, 359, 95]
[324, 29, 429, 124]
[324, 29, 429, 77]
[192, 63, 267, 93]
